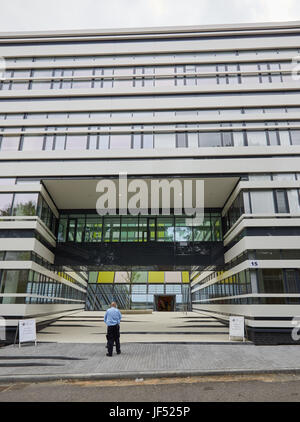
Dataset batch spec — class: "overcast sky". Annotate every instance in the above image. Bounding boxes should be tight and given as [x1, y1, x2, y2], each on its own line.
[1, 0, 300, 32]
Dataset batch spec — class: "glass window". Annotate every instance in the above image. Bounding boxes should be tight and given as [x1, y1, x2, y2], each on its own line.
[285, 270, 300, 294]
[99, 135, 110, 149]
[282, 250, 300, 259]
[233, 131, 245, 146]
[148, 284, 164, 294]
[12, 82, 29, 90]
[143, 134, 154, 149]
[5, 251, 31, 260]
[58, 218, 68, 242]
[131, 272, 148, 283]
[258, 269, 285, 293]
[175, 217, 193, 241]
[73, 68, 93, 77]
[31, 81, 51, 90]
[272, 173, 295, 181]
[114, 78, 133, 88]
[44, 135, 54, 150]
[103, 217, 120, 242]
[246, 131, 267, 146]
[267, 131, 279, 146]
[133, 134, 142, 149]
[290, 130, 300, 145]
[166, 284, 182, 293]
[72, 80, 92, 89]
[76, 218, 85, 242]
[110, 134, 131, 149]
[14, 69, 31, 78]
[85, 217, 102, 242]
[88, 135, 98, 150]
[155, 133, 175, 149]
[0, 193, 13, 215]
[243, 191, 251, 213]
[0, 270, 29, 297]
[287, 190, 300, 213]
[132, 284, 147, 294]
[186, 76, 196, 86]
[187, 133, 198, 148]
[120, 217, 139, 242]
[0, 178, 15, 185]
[1, 136, 20, 151]
[199, 132, 221, 147]
[256, 250, 281, 260]
[33, 69, 53, 77]
[222, 132, 233, 146]
[65, 135, 87, 150]
[193, 214, 212, 241]
[176, 133, 188, 148]
[54, 135, 66, 150]
[62, 80, 72, 89]
[103, 79, 113, 88]
[156, 217, 174, 241]
[248, 174, 271, 181]
[12, 193, 38, 216]
[22, 136, 44, 151]
[278, 130, 291, 146]
[250, 191, 275, 214]
[274, 190, 289, 213]
[211, 214, 222, 241]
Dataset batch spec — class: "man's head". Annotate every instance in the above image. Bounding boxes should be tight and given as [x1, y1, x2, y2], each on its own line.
[111, 302, 117, 308]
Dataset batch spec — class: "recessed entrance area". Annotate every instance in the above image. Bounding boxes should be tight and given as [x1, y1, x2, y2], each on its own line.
[36, 311, 231, 344]
[155, 295, 176, 311]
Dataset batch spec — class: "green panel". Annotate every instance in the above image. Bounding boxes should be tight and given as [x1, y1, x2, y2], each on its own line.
[88, 271, 98, 284]
[131, 271, 148, 283]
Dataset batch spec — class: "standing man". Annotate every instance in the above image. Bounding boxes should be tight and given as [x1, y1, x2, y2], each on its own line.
[104, 302, 122, 357]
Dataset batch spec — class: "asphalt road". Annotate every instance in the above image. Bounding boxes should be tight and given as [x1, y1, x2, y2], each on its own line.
[1, 373, 300, 402]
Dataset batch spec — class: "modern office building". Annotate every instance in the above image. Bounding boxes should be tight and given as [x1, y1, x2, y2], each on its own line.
[0, 21, 300, 344]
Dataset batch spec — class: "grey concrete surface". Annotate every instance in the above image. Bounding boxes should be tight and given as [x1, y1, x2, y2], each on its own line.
[1, 341, 300, 383]
[0, 311, 299, 384]
[1, 373, 300, 402]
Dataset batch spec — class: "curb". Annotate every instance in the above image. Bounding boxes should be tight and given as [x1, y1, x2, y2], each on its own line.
[1, 368, 300, 384]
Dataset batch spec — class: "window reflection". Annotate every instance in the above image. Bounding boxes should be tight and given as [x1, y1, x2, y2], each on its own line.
[58, 213, 222, 243]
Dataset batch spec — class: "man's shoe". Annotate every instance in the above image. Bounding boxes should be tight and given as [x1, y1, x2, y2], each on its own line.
[106, 353, 112, 357]
[117, 351, 121, 354]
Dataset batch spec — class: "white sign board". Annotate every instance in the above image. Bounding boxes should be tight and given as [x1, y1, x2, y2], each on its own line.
[229, 316, 245, 341]
[19, 319, 36, 345]
[249, 260, 259, 268]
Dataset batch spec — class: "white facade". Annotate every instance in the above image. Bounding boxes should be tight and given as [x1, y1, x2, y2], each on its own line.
[0, 21, 300, 343]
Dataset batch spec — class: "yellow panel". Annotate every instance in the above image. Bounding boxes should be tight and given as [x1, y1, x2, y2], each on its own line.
[148, 271, 164, 283]
[182, 272, 190, 284]
[97, 272, 115, 283]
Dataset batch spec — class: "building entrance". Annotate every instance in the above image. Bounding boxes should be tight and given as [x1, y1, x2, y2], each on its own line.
[154, 295, 176, 312]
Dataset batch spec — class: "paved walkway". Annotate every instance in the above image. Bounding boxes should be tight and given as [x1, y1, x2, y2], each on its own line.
[0, 311, 300, 382]
[1, 341, 300, 383]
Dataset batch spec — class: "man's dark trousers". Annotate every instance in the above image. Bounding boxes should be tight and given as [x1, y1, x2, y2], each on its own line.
[107, 324, 120, 356]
